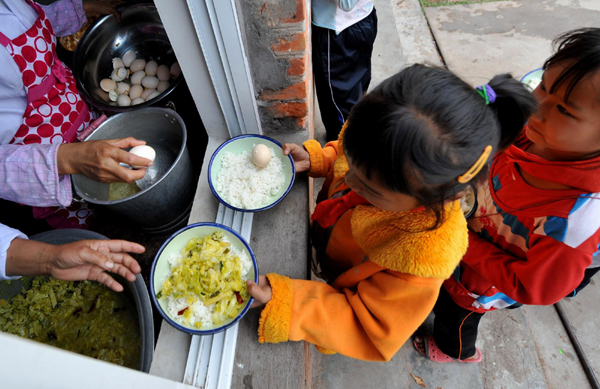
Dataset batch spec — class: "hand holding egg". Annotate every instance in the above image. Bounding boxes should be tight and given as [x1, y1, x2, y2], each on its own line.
[128, 145, 156, 169]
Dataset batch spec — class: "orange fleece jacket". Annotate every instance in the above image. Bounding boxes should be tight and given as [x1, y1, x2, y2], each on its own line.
[257, 135, 468, 361]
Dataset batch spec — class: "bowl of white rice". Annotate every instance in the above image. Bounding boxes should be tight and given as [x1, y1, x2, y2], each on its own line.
[521, 68, 543, 92]
[150, 222, 258, 335]
[208, 135, 295, 212]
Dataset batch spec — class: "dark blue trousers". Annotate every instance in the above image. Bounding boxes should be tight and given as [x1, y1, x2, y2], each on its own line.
[312, 9, 378, 142]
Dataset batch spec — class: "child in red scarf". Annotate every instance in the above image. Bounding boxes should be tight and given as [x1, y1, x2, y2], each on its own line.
[246, 64, 536, 361]
[415, 28, 600, 363]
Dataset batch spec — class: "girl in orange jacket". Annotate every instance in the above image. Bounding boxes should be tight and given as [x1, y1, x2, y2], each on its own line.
[247, 64, 537, 361]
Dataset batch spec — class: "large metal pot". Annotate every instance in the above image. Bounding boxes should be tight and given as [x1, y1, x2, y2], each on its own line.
[73, 3, 181, 113]
[0, 229, 154, 372]
[72, 108, 195, 234]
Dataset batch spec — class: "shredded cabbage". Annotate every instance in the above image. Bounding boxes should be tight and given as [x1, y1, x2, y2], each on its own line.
[159, 231, 250, 328]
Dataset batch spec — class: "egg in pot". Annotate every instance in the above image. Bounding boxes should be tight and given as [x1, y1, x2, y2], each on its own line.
[129, 59, 147, 73]
[251, 144, 271, 168]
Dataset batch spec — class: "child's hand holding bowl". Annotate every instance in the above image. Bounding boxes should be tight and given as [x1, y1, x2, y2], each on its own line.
[247, 276, 272, 308]
[283, 143, 310, 173]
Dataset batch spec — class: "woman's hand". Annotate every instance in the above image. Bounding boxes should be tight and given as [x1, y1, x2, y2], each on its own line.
[57, 137, 153, 183]
[247, 275, 272, 308]
[6, 238, 144, 292]
[83, 0, 123, 22]
[282, 143, 310, 173]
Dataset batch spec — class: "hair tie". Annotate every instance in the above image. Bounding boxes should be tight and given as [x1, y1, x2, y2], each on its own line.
[476, 84, 497, 105]
[457, 145, 493, 184]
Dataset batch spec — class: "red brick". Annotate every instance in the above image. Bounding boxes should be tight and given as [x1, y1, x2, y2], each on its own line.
[283, 0, 306, 24]
[271, 32, 307, 54]
[260, 82, 306, 101]
[266, 102, 308, 118]
[287, 58, 305, 77]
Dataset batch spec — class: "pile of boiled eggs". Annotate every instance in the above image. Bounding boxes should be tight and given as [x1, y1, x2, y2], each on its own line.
[98, 49, 181, 107]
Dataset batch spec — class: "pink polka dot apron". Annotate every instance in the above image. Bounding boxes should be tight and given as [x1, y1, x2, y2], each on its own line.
[0, 0, 93, 229]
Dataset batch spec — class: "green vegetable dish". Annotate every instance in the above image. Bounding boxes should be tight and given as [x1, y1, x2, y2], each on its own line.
[157, 231, 251, 329]
[0, 278, 140, 369]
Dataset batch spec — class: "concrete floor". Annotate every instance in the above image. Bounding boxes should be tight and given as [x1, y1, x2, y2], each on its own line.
[309, 0, 600, 388]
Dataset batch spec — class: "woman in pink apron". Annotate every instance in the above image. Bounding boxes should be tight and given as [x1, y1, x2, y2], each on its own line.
[0, 0, 151, 229]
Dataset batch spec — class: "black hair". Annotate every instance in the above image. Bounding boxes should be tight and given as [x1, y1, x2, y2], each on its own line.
[544, 28, 600, 102]
[343, 64, 537, 228]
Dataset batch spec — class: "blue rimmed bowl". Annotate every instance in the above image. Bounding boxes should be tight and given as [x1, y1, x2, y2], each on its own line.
[208, 135, 295, 212]
[521, 68, 543, 91]
[150, 222, 258, 335]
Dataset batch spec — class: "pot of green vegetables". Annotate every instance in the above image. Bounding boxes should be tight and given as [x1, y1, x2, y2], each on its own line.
[0, 229, 153, 372]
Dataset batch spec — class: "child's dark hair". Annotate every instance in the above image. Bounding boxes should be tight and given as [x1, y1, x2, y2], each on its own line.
[343, 64, 536, 228]
[544, 28, 600, 102]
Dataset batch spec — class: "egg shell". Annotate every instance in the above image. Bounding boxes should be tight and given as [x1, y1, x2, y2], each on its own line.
[100, 78, 116, 92]
[251, 144, 271, 168]
[131, 97, 145, 105]
[129, 145, 156, 168]
[122, 50, 136, 67]
[156, 65, 170, 81]
[170, 62, 181, 78]
[117, 94, 131, 107]
[129, 59, 147, 73]
[156, 80, 170, 93]
[117, 67, 128, 80]
[130, 70, 145, 85]
[116, 82, 130, 95]
[140, 88, 156, 100]
[129, 84, 143, 99]
[146, 91, 160, 101]
[112, 57, 124, 69]
[145, 61, 158, 76]
[141, 75, 159, 89]
[108, 90, 118, 102]
[110, 69, 123, 82]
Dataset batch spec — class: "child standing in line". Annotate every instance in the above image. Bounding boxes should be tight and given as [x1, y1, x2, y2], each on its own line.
[415, 28, 600, 363]
[246, 64, 536, 361]
[312, 0, 377, 142]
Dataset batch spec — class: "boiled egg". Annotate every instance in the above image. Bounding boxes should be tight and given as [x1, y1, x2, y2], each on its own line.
[145, 60, 158, 76]
[122, 50, 136, 67]
[129, 145, 156, 168]
[129, 59, 147, 73]
[251, 144, 271, 168]
[100, 78, 116, 92]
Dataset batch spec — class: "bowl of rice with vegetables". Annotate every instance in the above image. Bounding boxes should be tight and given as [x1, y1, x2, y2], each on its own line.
[208, 135, 295, 212]
[150, 223, 258, 335]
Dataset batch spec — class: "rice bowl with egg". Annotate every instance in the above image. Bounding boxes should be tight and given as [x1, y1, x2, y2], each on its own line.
[215, 147, 285, 209]
[208, 135, 296, 212]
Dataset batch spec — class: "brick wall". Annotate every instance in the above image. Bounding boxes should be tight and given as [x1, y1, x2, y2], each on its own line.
[235, 0, 313, 136]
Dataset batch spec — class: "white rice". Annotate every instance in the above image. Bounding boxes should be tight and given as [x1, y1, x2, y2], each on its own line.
[215, 146, 285, 209]
[162, 237, 252, 328]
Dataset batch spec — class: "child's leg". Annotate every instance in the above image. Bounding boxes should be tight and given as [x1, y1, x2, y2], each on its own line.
[311, 10, 378, 142]
[312, 25, 345, 140]
[432, 286, 484, 360]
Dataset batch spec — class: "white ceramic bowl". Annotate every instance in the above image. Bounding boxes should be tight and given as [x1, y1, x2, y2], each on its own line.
[208, 134, 295, 212]
[150, 223, 258, 335]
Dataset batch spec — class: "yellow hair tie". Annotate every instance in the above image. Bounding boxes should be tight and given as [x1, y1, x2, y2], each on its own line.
[457, 145, 493, 183]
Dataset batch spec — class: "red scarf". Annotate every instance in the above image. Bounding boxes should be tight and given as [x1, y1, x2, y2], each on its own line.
[504, 132, 600, 193]
[311, 191, 370, 228]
